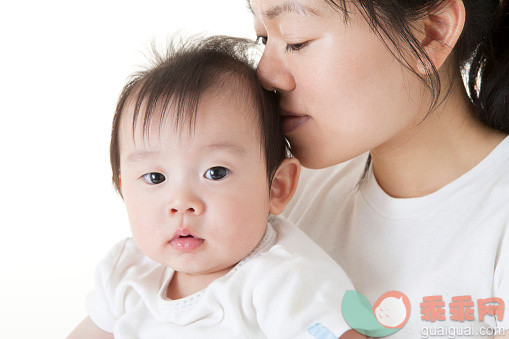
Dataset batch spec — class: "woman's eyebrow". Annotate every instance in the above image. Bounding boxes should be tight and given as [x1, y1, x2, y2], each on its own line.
[248, 1, 320, 19]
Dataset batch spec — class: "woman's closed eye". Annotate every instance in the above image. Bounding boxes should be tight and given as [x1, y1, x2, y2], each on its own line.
[204, 167, 230, 181]
[284, 41, 310, 53]
[256, 36, 310, 53]
[141, 172, 166, 185]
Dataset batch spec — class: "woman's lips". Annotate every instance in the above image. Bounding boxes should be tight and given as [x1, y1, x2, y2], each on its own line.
[281, 114, 310, 134]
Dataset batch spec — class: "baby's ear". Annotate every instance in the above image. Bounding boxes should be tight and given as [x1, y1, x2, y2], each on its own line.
[269, 158, 301, 215]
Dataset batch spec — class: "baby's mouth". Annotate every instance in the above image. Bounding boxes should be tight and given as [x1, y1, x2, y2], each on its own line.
[169, 231, 204, 251]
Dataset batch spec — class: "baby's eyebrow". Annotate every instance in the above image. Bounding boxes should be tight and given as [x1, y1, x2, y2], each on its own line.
[126, 150, 159, 163]
[126, 143, 247, 163]
[202, 142, 247, 156]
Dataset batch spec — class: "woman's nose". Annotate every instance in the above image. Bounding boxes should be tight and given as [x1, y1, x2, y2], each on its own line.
[167, 192, 204, 216]
[256, 46, 296, 93]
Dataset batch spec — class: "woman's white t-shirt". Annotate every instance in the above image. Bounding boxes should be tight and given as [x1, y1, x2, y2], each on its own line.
[283, 135, 509, 338]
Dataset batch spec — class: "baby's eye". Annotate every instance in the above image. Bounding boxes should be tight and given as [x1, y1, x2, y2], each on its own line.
[204, 167, 230, 181]
[141, 172, 166, 185]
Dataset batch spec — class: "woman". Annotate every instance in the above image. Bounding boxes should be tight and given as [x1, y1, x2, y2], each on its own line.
[250, 0, 508, 337]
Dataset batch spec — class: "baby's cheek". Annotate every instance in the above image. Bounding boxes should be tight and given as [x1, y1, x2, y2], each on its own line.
[129, 215, 165, 258]
[214, 212, 266, 262]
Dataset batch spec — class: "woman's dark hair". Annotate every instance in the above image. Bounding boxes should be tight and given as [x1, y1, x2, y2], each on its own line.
[323, 0, 508, 133]
[110, 35, 290, 196]
[316, 0, 508, 180]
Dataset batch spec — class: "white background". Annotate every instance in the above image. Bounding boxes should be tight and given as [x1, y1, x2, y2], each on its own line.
[0, 1, 254, 337]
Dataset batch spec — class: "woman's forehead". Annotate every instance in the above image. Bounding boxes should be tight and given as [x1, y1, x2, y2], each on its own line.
[250, 0, 322, 18]
[250, 0, 345, 28]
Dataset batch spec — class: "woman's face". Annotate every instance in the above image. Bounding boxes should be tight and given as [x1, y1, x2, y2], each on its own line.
[251, 0, 427, 168]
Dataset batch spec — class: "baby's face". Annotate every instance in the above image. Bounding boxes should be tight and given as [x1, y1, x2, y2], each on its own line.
[118, 87, 270, 276]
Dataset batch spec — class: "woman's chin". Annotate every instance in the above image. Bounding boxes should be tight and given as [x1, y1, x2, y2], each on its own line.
[290, 146, 336, 169]
[290, 143, 366, 169]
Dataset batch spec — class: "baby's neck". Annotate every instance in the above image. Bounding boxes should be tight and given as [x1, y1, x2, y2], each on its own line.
[166, 266, 235, 300]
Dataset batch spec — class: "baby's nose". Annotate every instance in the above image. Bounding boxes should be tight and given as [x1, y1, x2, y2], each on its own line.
[168, 197, 204, 216]
[170, 206, 196, 215]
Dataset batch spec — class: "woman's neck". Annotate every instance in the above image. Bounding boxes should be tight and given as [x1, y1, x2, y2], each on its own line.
[370, 73, 507, 199]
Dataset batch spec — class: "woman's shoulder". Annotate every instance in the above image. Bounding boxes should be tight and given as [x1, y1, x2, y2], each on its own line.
[245, 216, 354, 289]
[464, 135, 509, 206]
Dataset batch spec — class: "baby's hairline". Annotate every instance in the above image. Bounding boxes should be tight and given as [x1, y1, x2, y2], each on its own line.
[118, 75, 266, 152]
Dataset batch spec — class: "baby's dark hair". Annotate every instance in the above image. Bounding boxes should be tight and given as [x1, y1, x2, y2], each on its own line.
[110, 35, 290, 196]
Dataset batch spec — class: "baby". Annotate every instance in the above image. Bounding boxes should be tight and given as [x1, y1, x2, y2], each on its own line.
[69, 36, 359, 339]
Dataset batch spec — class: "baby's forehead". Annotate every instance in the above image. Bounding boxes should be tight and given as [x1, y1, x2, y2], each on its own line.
[118, 80, 264, 151]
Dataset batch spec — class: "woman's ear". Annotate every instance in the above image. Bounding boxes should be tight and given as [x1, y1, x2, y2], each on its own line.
[415, 0, 465, 74]
[268, 158, 301, 215]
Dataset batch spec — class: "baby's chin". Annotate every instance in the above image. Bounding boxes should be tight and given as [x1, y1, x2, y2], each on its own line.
[167, 241, 262, 275]
[168, 259, 240, 277]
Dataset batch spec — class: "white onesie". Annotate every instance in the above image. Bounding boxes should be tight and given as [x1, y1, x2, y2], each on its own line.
[86, 215, 354, 338]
